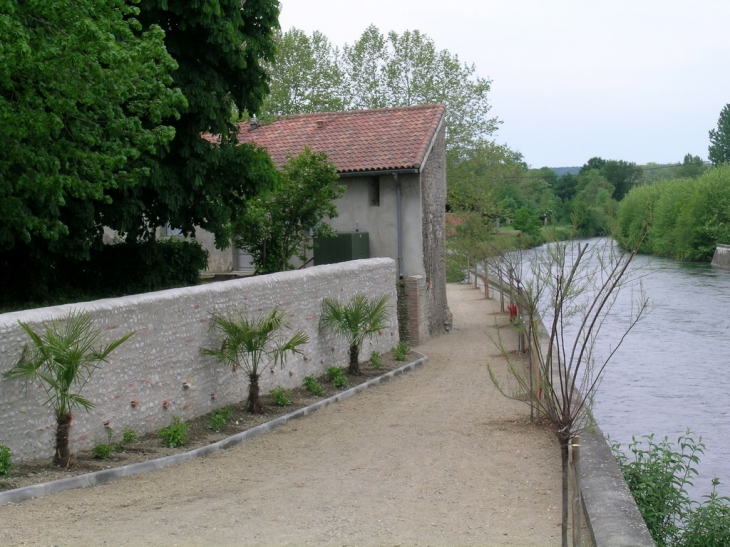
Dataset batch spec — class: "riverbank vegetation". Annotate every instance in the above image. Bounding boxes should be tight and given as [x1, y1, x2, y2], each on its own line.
[615, 165, 730, 261]
[612, 432, 730, 547]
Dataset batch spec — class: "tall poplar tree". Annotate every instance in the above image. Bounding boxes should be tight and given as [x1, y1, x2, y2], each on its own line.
[709, 103, 730, 165]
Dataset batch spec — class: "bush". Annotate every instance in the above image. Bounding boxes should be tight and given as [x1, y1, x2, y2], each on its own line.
[158, 417, 190, 448]
[0, 239, 208, 311]
[94, 427, 137, 458]
[325, 366, 348, 388]
[270, 386, 292, 406]
[445, 254, 467, 283]
[303, 375, 324, 396]
[208, 407, 232, 432]
[120, 428, 138, 446]
[616, 166, 730, 261]
[92, 443, 113, 460]
[370, 351, 382, 369]
[392, 341, 410, 361]
[680, 480, 730, 547]
[0, 445, 13, 477]
[612, 432, 730, 547]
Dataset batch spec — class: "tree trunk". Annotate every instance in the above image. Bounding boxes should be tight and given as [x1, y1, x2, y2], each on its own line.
[247, 373, 262, 413]
[561, 437, 569, 547]
[54, 412, 73, 468]
[348, 344, 360, 375]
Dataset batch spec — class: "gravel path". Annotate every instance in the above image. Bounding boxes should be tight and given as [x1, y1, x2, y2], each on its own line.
[0, 283, 561, 546]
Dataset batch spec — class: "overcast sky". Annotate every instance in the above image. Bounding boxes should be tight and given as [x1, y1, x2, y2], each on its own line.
[279, 1, 730, 168]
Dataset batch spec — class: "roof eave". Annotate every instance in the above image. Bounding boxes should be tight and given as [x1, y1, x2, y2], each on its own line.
[338, 168, 420, 178]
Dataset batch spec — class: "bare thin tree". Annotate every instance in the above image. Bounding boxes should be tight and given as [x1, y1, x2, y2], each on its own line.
[488, 238, 651, 547]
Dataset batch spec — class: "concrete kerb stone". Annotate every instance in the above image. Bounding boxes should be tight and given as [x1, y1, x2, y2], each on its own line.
[0, 354, 428, 506]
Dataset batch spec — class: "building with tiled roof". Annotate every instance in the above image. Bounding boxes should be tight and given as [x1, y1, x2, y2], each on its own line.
[206, 104, 450, 344]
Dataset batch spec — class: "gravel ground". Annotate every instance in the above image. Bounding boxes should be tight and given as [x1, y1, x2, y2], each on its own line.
[0, 283, 562, 546]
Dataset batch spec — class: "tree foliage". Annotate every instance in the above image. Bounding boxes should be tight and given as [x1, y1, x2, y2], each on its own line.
[111, 0, 281, 245]
[232, 148, 344, 274]
[709, 103, 730, 165]
[580, 157, 641, 201]
[263, 25, 499, 157]
[616, 165, 730, 261]
[1, 0, 282, 296]
[0, 0, 185, 259]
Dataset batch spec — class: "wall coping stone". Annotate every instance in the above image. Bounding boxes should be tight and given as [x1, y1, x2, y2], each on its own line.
[580, 427, 656, 547]
[0, 258, 397, 323]
[0, 353, 427, 505]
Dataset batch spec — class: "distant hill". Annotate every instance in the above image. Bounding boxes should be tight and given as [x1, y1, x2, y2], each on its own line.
[549, 166, 581, 177]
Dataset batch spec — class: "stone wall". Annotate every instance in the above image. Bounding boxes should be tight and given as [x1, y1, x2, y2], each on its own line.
[0, 259, 399, 463]
[396, 276, 429, 346]
[419, 124, 450, 337]
[711, 244, 730, 270]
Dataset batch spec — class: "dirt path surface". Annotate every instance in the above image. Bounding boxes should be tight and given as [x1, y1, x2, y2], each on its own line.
[0, 283, 561, 547]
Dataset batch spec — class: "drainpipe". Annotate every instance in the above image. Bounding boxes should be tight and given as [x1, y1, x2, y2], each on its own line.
[393, 172, 404, 279]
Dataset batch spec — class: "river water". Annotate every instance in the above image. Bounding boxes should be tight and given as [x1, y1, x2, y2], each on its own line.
[525, 239, 730, 499]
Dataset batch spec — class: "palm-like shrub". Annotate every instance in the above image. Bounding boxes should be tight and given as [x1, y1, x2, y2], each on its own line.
[3, 310, 134, 467]
[319, 294, 390, 375]
[201, 308, 308, 413]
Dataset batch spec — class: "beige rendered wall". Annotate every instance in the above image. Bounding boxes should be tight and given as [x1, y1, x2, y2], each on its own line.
[329, 174, 425, 278]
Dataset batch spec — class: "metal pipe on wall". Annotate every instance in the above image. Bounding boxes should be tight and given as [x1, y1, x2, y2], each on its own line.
[394, 172, 404, 278]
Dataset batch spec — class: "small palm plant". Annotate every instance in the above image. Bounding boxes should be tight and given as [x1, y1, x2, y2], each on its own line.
[201, 308, 308, 413]
[3, 310, 134, 467]
[319, 294, 390, 375]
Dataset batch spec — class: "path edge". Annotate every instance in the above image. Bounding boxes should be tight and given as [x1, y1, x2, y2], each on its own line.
[1, 354, 428, 505]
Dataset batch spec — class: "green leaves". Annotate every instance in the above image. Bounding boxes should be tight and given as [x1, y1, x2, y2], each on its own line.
[709, 103, 730, 165]
[263, 25, 498, 156]
[319, 294, 390, 349]
[201, 308, 308, 379]
[3, 310, 134, 416]
[0, 0, 185, 258]
[232, 147, 343, 274]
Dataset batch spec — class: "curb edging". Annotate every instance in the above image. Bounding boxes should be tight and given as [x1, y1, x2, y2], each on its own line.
[1, 354, 428, 505]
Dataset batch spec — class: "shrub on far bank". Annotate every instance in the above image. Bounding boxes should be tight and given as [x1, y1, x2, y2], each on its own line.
[616, 165, 730, 261]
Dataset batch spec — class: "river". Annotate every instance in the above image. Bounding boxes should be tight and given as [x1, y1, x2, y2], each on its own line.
[523, 239, 730, 499]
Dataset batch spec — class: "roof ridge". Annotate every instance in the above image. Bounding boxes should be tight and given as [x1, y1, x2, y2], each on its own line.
[263, 103, 445, 122]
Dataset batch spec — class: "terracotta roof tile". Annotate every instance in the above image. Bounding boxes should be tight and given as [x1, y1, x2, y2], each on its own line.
[232, 104, 445, 173]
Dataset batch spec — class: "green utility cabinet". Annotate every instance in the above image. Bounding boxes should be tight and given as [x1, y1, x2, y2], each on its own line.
[314, 232, 370, 266]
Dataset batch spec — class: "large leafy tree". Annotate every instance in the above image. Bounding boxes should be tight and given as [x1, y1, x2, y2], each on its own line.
[0, 0, 185, 259]
[709, 103, 730, 165]
[232, 148, 344, 274]
[108, 0, 281, 245]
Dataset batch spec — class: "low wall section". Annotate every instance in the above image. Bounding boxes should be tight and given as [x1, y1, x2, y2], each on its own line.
[711, 244, 730, 270]
[0, 259, 399, 463]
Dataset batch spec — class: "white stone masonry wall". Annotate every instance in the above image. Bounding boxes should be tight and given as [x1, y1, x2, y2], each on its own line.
[0, 259, 398, 462]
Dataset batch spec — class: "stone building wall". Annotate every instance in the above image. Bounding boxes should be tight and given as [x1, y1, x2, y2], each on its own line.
[0, 259, 399, 463]
[419, 124, 450, 337]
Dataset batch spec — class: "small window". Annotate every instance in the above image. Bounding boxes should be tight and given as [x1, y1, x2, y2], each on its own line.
[370, 177, 380, 206]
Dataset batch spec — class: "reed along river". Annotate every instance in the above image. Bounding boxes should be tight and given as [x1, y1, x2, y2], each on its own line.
[527, 239, 730, 499]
